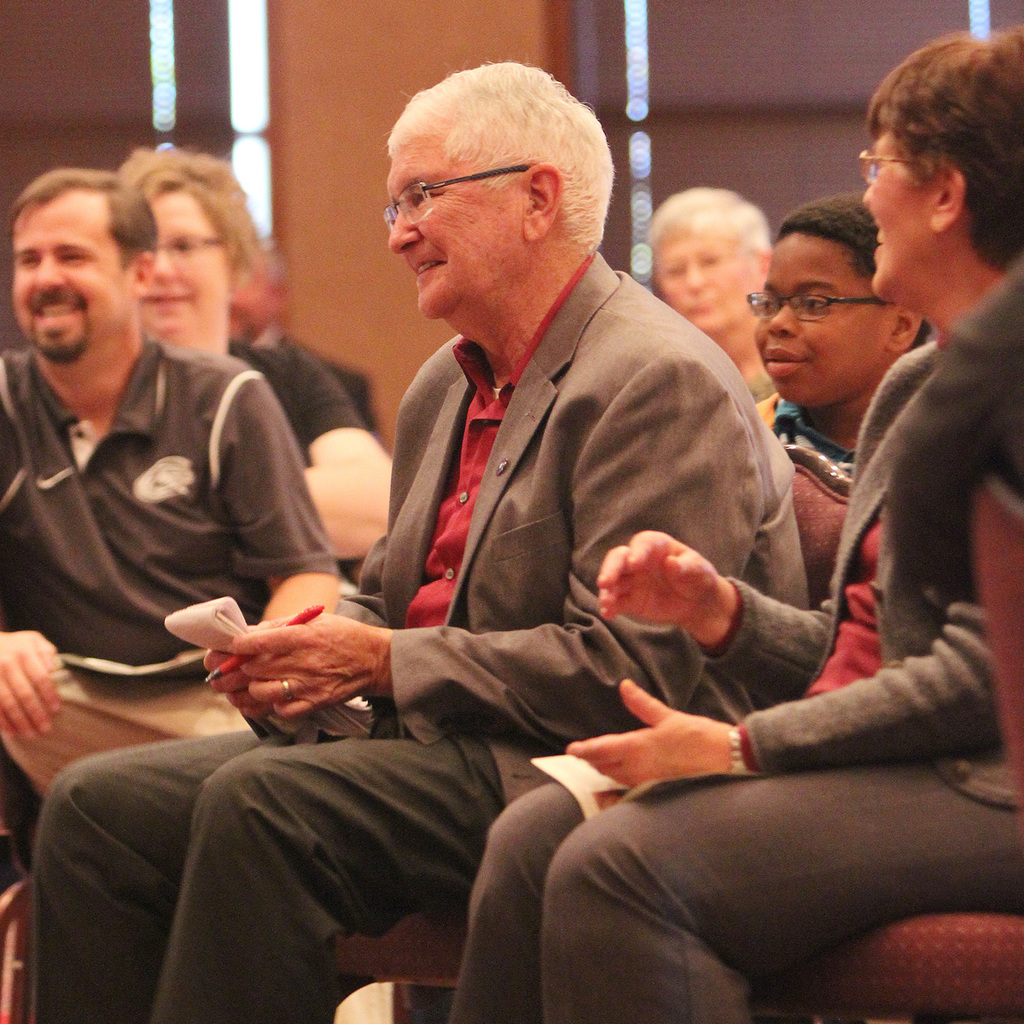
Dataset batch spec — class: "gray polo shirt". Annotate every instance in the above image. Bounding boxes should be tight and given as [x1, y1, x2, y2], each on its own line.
[0, 340, 337, 666]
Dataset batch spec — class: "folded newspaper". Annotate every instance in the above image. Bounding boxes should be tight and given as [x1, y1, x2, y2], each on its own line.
[164, 596, 371, 741]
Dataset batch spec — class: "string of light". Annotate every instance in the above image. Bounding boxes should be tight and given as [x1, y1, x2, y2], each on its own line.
[149, 0, 176, 134]
[624, 0, 652, 286]
[148, 0, 272, 234]
[969, 0, 990, 37]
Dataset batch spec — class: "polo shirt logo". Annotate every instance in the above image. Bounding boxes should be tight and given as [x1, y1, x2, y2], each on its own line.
[133, 456, 195, 503]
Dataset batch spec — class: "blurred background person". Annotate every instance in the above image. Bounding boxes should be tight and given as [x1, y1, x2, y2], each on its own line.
[753, 193, 926, 470]
[120, 147, 392, 566]
[650, 186, 773, 401]
[229, 238, 380, 434]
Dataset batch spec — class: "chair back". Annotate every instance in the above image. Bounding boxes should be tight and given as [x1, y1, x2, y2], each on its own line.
[0, 879, 31, 1024]
[973, 474, 1024, 829]
[785, 444, 851, 608]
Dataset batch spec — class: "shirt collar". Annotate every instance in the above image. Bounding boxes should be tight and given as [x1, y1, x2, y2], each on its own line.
[774, 398, 856, 467]
[35, 338, 165, 440]
[454, 255, 595, 398]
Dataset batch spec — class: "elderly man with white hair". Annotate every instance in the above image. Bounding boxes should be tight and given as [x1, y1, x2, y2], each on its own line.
[651, 187, 774, 400]
[31, 62, 804, 1024]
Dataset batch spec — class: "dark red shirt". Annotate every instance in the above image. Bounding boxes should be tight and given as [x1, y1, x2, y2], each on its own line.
[404, 257, 594, 628]
[805, 519, 883, 696]
[738, 518, 884, 770]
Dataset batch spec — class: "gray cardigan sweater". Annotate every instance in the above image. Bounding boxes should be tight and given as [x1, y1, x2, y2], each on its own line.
[713, 343, 1012, 807]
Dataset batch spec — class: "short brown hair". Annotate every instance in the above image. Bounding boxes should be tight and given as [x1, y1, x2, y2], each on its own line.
[9, 168, 157, 264]
[119, 147, 260, 281]
[867, 26, 1024, 269]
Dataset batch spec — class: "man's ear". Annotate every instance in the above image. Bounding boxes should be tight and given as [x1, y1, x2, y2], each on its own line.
[928, 164, 968, 236]
[522, 164, 563, 242]
[129, 251, 156, 296]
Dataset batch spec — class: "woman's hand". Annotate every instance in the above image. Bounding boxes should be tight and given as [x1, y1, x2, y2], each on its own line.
[567, 680, 732, 787]
[598, 531, 739, 649]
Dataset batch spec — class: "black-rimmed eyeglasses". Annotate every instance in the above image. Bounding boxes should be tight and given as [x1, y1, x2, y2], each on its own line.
[384, 165, 531, 230]
[747, 292, 887, 322]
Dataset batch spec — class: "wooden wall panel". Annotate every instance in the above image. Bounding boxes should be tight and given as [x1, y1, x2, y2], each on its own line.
[268, 0, 554, 445]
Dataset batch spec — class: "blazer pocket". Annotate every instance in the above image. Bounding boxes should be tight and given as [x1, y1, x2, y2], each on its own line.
[489, 511, 567, 565]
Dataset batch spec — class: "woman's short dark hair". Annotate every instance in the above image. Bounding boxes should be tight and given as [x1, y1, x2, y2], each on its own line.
[867, 26, 1024, 270]
[9, 168, 157, 265]
[776, 193, 880, 280]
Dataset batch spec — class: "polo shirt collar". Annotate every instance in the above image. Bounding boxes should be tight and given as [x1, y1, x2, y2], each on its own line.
[32, 337, 165, 442]
[111, 338, 166, 437]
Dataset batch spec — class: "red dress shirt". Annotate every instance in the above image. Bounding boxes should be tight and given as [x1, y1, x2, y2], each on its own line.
[404, 257, 594, 628]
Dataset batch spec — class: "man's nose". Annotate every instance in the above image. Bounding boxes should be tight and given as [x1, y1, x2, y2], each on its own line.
[387, 210, 420, 253]
[31, 254, 67, 285]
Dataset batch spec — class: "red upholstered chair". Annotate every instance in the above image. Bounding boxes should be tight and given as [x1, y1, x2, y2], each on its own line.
[784, 444, 851, 608]
[751, 913, 1024, 1018]
[973, 474, 1024, 838]
[336, 897, 1024, 1022]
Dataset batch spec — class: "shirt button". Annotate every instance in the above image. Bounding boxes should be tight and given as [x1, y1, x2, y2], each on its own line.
[459, 491, 469, 504]
[445, 568, 455, 580]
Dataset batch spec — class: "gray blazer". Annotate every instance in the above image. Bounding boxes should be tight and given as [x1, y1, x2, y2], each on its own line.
[339, 255, 807, 801]
[715, 343, 1011, 807]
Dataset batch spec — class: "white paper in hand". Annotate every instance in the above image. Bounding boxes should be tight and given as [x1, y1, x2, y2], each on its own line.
[531, 754, 628, 818]
[164, 596, 249, 652]
[164, 596, 372, 740]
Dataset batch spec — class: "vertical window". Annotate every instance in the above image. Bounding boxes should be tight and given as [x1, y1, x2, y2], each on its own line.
[624, 0, 651, 286]
[229, 0, 273, 235]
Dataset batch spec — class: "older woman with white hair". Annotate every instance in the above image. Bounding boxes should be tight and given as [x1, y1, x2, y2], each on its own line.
[650, 187, 774, 400]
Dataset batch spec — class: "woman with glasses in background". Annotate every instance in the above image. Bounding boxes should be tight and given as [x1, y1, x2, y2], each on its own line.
[121, 148, 391, 563]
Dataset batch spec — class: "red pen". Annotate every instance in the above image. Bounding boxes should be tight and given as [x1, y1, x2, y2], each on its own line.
[204, 604, 325, 683]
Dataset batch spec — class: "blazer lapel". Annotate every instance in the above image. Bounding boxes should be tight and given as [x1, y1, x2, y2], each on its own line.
[457, 373, 558, 581]
[446, 255, 621, 618]
[387, 377, 471, 621]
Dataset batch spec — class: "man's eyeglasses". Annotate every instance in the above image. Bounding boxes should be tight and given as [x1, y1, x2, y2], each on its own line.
[747, 292, 887, 322]
[858, 150, 913, 185]
[384, 165, 531, 230]
[156, 236, 224, 261]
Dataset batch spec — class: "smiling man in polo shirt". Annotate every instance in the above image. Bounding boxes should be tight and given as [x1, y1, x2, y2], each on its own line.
[0, 168, 339, 806]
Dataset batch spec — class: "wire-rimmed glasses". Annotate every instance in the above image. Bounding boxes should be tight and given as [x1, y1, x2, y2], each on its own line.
[858, 150, 913, 185]
[156, 236, 224, 261]
[384, 165, 531, 230]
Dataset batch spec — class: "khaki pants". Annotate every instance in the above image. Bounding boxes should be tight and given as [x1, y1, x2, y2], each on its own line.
[3, 667, 249, 795]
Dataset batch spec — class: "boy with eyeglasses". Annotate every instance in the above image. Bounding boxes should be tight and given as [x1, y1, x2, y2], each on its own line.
[752, 193, 926, 471]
